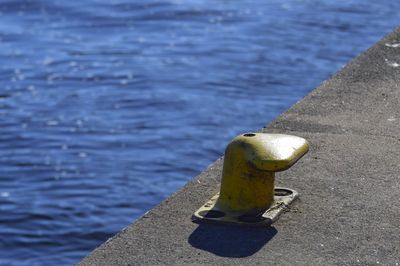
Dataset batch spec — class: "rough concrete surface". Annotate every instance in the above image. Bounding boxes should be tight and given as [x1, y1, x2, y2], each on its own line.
[79, 28, 400, 265]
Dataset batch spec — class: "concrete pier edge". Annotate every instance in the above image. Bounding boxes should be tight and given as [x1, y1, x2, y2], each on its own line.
[79, 28, 400, 265]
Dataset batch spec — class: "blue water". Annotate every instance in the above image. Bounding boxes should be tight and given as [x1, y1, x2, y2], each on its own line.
[0, 0, 399, 265]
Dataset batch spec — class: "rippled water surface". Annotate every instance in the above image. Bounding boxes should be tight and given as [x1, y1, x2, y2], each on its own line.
[0, 0, 399, 264]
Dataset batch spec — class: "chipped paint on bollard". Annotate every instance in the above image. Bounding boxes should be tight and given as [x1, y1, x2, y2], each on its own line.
[193, 132, 309, 226]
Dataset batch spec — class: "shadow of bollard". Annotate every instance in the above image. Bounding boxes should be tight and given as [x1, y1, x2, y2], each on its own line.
[188, 223, 277, 257]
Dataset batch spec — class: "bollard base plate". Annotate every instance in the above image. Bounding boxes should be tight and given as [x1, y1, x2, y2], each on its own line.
[192, 187, 298, 226]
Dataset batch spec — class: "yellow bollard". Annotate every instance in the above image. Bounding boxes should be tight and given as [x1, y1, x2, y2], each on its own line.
[193, 132, 309, 226]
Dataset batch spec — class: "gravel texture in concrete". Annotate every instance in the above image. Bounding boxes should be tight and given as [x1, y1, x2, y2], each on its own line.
[79, 28, 400, 266]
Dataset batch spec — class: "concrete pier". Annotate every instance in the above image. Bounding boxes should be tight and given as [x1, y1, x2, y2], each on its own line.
[79, 28, 400, 265]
